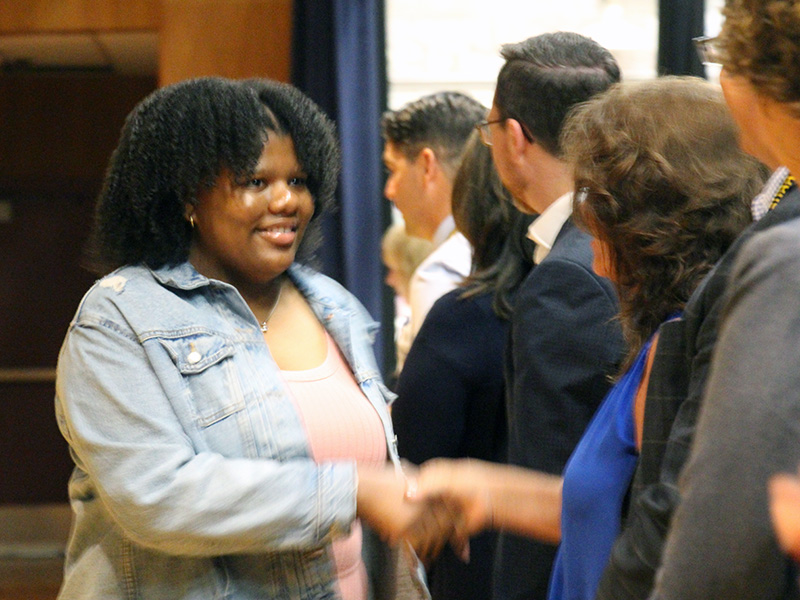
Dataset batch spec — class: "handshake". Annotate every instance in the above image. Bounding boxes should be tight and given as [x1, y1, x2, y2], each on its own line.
[356, 458, 495, 565]
[356, 459, 563, 565]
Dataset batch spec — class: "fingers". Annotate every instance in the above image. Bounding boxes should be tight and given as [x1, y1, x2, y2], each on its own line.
[413, 459, 493, 536]
[356, 461, 484, 565]
[769, 472, 800, 561]
[416, 458, 459, 495]
[402, 495, 470, 566]
[441, 495, 472, 563]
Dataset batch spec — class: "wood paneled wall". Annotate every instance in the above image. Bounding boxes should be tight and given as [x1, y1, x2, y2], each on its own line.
[160, 0, 292, 84]
[0, 0, 292, 84]
[0, 73, 157, 503]
[0, 0, 161, 33]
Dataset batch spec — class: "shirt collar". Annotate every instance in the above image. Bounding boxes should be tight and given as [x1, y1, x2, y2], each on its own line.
[527, 192, 574, 264]
[432, 214, 456, 248]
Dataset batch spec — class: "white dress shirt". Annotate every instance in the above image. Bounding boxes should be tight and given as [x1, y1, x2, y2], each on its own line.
[395, 216, 472, 371]
[527, 192, 574, 265]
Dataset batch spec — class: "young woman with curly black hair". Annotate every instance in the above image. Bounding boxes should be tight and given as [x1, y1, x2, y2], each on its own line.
[54, 77, 447, 600]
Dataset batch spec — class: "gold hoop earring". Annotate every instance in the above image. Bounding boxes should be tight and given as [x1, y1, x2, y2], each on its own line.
[189, 216, 195, 228]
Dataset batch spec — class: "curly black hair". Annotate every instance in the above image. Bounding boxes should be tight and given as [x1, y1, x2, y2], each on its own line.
[86, 77, 340, 275]
[563, 76, 766, 370]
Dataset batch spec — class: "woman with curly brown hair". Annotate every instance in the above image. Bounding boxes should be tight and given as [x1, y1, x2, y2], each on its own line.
[408, 76, 766, 600]
[645, 2, 800, 599]
[708, 0, 800, 170]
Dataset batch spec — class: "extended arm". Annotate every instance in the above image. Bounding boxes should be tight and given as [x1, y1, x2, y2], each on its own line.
[416, 459, 563, 544]
[56, 320, 360, 556]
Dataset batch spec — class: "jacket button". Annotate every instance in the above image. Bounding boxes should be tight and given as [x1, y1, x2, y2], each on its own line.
[187, 344, 201, 364]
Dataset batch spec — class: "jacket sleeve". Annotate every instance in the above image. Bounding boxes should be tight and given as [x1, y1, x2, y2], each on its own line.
[55, 308, 357, 557]
[506, 255, 622, 473]
[649, 224, 800, 600]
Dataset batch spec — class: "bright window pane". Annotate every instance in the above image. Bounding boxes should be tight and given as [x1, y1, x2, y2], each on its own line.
[386, 0, 659, 109]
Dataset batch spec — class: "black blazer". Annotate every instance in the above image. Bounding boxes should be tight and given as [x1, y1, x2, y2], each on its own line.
[393, 288, 508, 600]
[596, 184, 800, 600]
[495, 219, 624, 600]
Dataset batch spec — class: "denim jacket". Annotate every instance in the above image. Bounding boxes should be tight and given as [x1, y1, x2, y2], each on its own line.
[54, 261, 424, 600]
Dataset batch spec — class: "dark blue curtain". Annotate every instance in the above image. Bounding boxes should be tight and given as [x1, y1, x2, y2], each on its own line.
[292, 0, 394, 375]
[658, 0, 706, 76]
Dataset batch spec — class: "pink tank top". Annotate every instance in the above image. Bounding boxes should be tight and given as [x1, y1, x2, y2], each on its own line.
[281, 333, 387, 600]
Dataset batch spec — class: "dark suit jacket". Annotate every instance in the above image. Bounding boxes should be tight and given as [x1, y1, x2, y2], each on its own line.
[495, 219, 624, 600]
[595, 184, 800, 600]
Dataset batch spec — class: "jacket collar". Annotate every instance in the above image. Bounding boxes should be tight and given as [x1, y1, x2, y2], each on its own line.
[150, 262, 336, 309]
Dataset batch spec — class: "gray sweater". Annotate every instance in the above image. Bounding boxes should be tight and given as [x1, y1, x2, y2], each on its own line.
[651, 217, 800, 600]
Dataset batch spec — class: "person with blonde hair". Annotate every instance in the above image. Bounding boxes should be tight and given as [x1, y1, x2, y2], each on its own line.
[382, 222, 432, 304]
[381, 222, 432, 376]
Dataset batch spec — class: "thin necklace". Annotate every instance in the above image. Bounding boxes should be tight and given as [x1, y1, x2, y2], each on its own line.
[260, 282, 284, 333]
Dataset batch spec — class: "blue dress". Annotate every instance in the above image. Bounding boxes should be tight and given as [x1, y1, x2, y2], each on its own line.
[547, 335, 655, 600]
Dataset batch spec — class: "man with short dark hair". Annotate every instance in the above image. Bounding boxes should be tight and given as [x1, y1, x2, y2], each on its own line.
[482, 32, 625, 600]
[381, 92, 486, 369]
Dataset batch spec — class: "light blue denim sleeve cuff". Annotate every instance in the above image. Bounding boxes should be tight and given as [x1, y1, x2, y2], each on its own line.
[317, 461, 358, 542]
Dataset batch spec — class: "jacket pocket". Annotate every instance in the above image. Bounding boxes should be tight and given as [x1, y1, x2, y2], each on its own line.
[157, 333, 245, 428]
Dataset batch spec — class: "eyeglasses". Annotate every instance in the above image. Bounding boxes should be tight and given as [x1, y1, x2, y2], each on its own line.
[475, 118, 508, 147]
[693, 36, 723, 66]
[475, 117, 535, 147]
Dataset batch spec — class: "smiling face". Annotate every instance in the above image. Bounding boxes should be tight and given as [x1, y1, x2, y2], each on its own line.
[187, 134, 313, 289]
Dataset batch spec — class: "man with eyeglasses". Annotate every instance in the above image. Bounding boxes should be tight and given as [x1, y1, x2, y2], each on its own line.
[482, 32, 625, 600]
[381, 92, 486, 373]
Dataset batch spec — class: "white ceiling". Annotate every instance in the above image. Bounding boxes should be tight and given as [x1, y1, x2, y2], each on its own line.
[0, 32, 158, 75]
